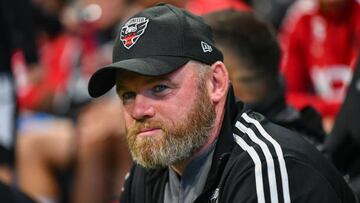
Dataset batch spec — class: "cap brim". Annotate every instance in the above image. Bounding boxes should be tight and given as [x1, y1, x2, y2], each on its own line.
[88, 56, 189, 97]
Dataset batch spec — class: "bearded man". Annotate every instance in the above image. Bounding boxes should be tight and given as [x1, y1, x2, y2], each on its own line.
[88, 4, 357, 203]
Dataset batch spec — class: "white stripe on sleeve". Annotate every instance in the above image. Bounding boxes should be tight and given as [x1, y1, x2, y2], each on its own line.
[242, 113, 291, 203]
[236, 121, 279, 203]
[233, 133, 265, 203]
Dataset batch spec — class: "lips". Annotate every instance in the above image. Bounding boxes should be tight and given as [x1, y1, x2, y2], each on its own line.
[139, 127, 159, 133]
[136, 127, 162, 137]
[128, 121, 163, 138]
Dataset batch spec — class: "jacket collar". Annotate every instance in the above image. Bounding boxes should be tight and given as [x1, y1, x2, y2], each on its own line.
[202, 84, 244, 192]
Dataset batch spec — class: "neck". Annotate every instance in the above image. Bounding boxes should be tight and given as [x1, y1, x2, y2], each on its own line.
[170, 160, 190, 176]
[170, 98, 226, 176]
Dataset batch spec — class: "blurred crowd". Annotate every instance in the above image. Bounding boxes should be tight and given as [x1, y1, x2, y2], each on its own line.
[0, 0, 359, 202]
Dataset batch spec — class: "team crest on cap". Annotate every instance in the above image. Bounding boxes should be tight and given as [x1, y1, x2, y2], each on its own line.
[120, 17, 149, 49]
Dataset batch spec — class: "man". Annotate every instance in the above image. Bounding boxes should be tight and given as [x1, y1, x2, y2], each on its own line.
[0, 0, 40, 184]
[88, 4, 357, 202]
[279, 0, 360, 131]
[325, 55, 360, 199]
[203, 10, 325, 149]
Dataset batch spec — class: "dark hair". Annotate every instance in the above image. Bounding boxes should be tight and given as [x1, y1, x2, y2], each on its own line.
[204, 10, 281, 80]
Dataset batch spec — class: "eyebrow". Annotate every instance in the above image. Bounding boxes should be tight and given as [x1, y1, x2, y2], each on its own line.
[116, 75, 172, 93]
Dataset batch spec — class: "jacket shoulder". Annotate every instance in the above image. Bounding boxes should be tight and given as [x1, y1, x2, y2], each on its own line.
[120, 163, 168, 203]
[222, 110, 357, 202]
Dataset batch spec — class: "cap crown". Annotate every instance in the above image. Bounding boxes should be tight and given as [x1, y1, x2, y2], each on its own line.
[112, 4, 223, 65]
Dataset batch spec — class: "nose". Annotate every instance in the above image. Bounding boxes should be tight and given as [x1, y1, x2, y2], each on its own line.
[128, 93, 155, 120]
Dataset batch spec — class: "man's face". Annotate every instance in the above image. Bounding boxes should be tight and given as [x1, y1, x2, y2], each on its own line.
[116, 62, 216, 168]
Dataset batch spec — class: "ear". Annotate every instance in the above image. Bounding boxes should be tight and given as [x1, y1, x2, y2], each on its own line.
[207, 61, 229, 103]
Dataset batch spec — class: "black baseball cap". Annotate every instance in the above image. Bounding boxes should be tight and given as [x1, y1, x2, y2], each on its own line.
[88, 3, 223, 98]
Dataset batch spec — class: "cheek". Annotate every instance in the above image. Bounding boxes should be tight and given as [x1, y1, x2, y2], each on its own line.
[154, 105, 178, 125]
[156, 94, 196, 124]
[123, 111, 134, 128]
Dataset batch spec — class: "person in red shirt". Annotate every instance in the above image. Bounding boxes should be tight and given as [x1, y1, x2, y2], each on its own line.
[279, 0, 360, 131]
[185, 0, 250, 15]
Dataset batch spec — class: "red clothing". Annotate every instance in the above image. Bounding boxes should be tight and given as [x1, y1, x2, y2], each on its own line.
[13, 33, 80, 110]
[185, 0, 250, 15]
[280, 0, 360, 118]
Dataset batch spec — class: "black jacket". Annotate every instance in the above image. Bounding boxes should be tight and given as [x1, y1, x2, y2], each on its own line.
[120, 88, 357, 203]
[325, 57, 360, 199]
[244, 82, 325, 149]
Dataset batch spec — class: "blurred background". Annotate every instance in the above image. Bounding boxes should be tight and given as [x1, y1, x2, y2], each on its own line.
[0, 0, 359, 202]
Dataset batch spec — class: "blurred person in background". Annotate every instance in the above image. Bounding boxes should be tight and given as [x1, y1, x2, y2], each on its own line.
[279, 0, 360, 132]
[246, 0, 296, 30]
[15, 0, 131, 202]
[325, 54, 360, 199]
[13, 0, 81, 115]
[185, 0, 295, 29]
[185, 0, 250, 15]
[14, 0, 83, 202]
[0, 0, 42, 202]
[204, 10, 325, 149]
[0, 0, 39, 186]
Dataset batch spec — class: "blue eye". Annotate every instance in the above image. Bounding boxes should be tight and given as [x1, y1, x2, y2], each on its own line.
[153, 84, 169, 93]
[121, 92, 136, 102]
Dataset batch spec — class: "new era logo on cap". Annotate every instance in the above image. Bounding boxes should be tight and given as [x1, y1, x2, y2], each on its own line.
[120, 17, 149, 49]
[201, 41, 213, 53]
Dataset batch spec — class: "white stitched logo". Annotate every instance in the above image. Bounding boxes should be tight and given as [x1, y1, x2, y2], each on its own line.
[120, 17, 149, 49]
[201, 41, 213, 53]
[210, 188, 219, 203]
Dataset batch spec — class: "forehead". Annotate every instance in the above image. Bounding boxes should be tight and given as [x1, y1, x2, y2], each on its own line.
[115, 62, 200, 90]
